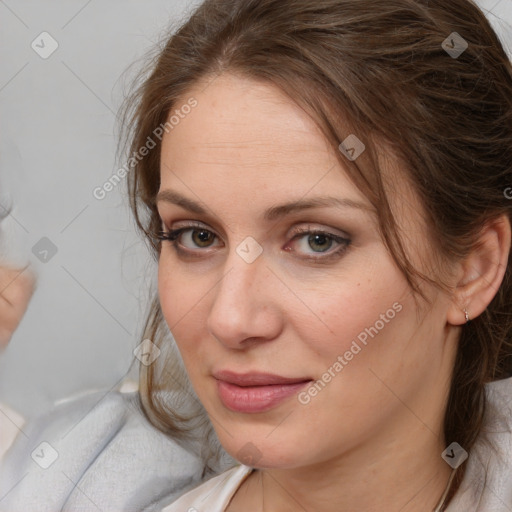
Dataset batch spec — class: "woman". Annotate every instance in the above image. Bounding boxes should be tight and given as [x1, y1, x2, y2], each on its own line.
[1, 0, 511, 510]
[121, 0, 512, 510]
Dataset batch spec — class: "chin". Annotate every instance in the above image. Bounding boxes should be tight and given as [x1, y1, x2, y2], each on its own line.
[216, 430, 305, 469]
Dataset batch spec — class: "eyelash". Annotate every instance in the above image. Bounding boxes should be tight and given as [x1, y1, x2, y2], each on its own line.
[155, 223, 351, 262]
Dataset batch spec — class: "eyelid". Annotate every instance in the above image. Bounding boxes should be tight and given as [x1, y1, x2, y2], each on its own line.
[162, 219, 213, 231]
[288, 223, 350, 239]
[158, 210, 229, 240]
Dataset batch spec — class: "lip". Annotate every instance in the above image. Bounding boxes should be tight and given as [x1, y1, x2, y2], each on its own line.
[214, 370, 313, 413]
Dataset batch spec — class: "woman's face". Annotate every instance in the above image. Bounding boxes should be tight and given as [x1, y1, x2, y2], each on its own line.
[157, 73, 455, 469]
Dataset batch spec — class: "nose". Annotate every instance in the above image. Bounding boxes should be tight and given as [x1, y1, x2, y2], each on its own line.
[206, 246, 283, 349]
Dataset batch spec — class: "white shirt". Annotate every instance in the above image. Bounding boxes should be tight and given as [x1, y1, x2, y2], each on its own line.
[163, 376, 512, 512]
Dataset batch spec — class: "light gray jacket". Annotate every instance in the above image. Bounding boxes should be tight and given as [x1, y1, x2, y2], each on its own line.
[0, 390, 232, 512]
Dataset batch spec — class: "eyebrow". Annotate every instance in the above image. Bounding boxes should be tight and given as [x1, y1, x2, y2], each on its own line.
[156, 189, 372, 222]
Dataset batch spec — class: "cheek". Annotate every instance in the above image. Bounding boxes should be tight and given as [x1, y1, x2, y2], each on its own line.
[158, 257, 191, 347]
[158, 252, 198, 321]
[157, 254, 211, 356]
[157, 257, 177, 325]
[293, 291, 419, 442]
[299, 282, 430, 427]
[293, 266, 410, 363]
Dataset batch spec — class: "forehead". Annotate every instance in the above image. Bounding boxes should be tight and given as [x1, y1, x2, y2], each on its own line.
[159, 73, 367, 205]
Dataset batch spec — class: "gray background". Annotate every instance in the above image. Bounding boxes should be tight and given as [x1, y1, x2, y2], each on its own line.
[0, 0, 201, 419]
[0, 0, 511, 419]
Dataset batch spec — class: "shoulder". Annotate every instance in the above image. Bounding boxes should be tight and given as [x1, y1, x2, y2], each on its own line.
[448, 376, 512, 511]
[0, 389, 205, 512]
[161, 465, 252, 512]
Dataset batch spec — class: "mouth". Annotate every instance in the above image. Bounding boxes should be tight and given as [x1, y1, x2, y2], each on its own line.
[213, 370, 313, 413]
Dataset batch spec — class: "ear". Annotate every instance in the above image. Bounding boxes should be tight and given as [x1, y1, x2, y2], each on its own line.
[447, 214, 511, 326]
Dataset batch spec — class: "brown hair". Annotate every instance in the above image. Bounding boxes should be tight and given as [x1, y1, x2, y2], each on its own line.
[120, 0, 512, 492]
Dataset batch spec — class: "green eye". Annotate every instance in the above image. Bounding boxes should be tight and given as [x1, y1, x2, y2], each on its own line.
[306, 233, 334, 252]
[289, 230, 351, 261]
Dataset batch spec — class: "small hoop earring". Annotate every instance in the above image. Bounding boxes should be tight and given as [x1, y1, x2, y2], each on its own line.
[464, 308, 470, 323]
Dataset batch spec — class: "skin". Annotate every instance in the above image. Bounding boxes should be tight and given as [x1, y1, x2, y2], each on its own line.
[156, 72, 510, 511]
[0, 264, 34, 348]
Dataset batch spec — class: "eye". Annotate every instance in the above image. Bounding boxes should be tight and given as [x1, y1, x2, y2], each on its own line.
[156, 224, 220, 251]
[297, 233, 335, 252]
[181, 228, 216, 248]
[287, 227, 351, 261]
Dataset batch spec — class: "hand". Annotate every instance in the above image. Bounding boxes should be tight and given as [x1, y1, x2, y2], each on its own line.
[0, 264, 35, 348]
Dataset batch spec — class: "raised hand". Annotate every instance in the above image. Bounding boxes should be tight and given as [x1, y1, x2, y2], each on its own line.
[0, 264, 35, 348]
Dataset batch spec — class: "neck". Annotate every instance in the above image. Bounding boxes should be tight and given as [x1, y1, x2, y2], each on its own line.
[246, 439, 453, 512]
[230, 402, 455, 512]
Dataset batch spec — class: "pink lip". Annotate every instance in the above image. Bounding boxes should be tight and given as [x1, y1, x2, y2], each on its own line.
[214, 371, 312, 413]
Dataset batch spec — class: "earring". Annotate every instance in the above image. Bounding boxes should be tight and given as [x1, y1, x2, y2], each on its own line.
[463, 308, 470, 323]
